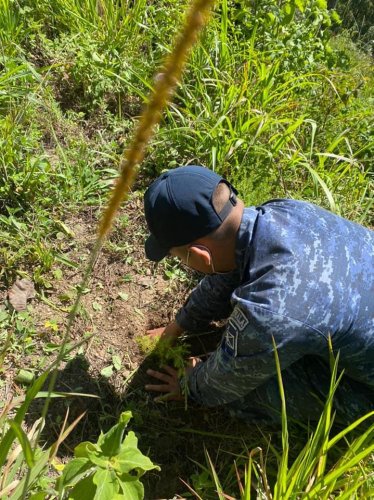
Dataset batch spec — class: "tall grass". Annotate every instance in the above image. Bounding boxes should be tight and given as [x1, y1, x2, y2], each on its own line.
[150, 4, 374, 220]
[187, 346, 374, 499]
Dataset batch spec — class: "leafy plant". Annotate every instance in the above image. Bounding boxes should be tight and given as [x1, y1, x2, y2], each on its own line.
[56, 411, 160, 499]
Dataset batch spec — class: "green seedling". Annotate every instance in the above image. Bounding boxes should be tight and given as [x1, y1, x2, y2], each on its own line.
[58, 292, 74, 304]
[137, 334, 190, 404]
[15, 369, 35, 385]
[92, 301, 102, 312]
[137, 335, 189, 371]
[100, 365, 114, 378]
[101, 353, 122, 378]
[44, 319, 59, 332]
[112, 355, 122, 371]
[52, 268, 63, 280]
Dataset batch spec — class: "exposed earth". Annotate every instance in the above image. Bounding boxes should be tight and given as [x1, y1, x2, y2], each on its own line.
[1, 193, 265, 499]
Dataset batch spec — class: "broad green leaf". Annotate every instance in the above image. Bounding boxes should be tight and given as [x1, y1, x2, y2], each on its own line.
[121, 430, 137, 450]
[68, 473, 96, 500]
[15, 369, 35, 384]
[59, 457, 92, 486]
[86, 450, 110, 468]
[115, 432, 160, 475]
[93, 468, 119, 500]
[98, 412, 132, 458]
[295, 0, 305, 12]
[0, 309, 9, 322]
[74, 441, 99, 458]
[118, 476, 144, 499]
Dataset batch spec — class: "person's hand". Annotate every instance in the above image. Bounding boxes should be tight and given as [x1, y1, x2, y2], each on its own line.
[145, 366, 183, 401]
[146, 321, 184, 343]
[145, 357, 202, 402]
[146, 326, 167, 338]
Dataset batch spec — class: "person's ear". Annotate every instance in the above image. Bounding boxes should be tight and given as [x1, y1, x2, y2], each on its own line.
[189, 245, 212, 267]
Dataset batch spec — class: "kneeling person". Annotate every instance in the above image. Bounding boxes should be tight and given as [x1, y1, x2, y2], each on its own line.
[143, 165, 374, 424]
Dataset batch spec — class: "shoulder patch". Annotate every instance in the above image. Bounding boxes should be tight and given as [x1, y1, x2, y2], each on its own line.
[221, 306, 249, 357]
[231, 306, 249, 331]
[222, 321, 238, 356]
[222, 306, 249, 357]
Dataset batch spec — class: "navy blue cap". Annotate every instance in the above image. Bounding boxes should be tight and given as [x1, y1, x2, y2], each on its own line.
[144, 165, 237, 261]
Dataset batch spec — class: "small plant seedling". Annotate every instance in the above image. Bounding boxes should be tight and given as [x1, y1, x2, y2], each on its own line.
[163, 260, 190, 282]
[15, 369, 35, 384]
[52, 268, 63, 280]
[112, 355, 122, 371]
[100, 365, 114, 378]
[92, 301, 102, 312]
[45, 319, 59, 332]
[136, 335, 189, 374]
[117, 214, 129, 228]
[58, 292, 74, 304]
[118, 292, 129, 301]
[101, 354, 122, 378]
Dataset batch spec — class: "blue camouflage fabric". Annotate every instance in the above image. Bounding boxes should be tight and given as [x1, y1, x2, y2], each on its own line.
[176, 199, 374, 423]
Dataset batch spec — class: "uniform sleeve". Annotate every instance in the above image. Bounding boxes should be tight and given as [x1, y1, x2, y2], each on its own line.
[175, 270, 241, 332]
[185, 303, 327, 406]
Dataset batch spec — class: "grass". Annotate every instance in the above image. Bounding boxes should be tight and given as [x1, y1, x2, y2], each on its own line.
[183, 353, 374, 499]
[0, 0, 373, 497]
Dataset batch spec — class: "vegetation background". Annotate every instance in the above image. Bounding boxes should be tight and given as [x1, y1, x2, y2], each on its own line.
[0, 0, 373, 498]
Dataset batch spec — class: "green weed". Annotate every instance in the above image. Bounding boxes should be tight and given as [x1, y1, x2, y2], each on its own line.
[56, 411, 160, 499]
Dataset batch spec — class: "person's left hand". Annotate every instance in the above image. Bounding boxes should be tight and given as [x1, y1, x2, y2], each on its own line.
[145, 366, 183, 401]
[145, 357, 202, 402]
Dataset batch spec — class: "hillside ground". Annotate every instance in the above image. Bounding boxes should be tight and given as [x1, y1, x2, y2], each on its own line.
[1, 195, 277, 498]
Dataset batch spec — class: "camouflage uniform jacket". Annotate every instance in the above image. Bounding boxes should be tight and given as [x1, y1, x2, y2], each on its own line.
[176, 199, 374, 406]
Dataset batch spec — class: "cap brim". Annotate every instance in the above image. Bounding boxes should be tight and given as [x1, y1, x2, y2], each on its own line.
[145, 233, 169, 262]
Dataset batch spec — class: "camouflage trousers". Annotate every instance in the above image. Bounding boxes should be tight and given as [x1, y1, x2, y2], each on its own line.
[226, 355, 374, 426]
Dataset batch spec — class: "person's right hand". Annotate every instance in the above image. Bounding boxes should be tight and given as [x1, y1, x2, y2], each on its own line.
[146, 321, 184, 343]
